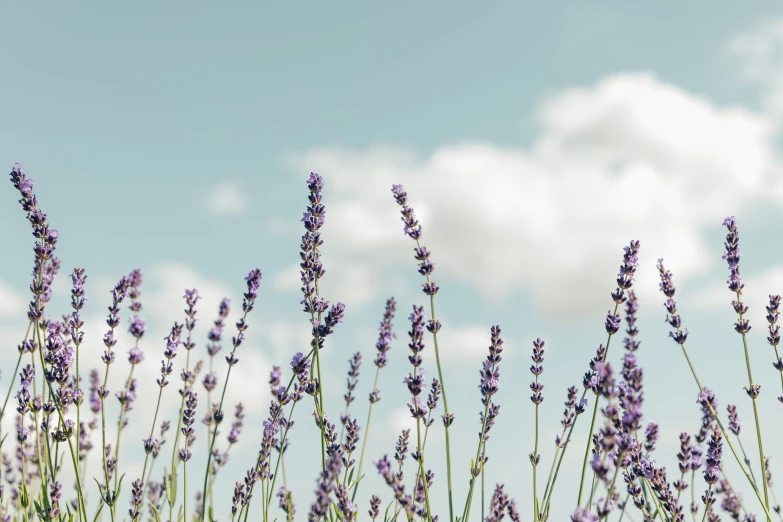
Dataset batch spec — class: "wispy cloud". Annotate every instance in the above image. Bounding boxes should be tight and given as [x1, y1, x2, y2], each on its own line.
[0, 279, 25, 318]
[207, 181, 248, 216]
[288, 73, 777, 319]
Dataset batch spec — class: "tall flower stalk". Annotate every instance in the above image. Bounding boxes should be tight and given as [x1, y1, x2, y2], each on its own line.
[391, 183, 456, 522]
[657, 257, 773, 522]
[199, 269, 262, 521]
[461, 326, 504, 522]
[352, 297, 396, 503]
[530, 338, 545, 522]
[577, 240, 640, 507]
[722, 216, 771, 517]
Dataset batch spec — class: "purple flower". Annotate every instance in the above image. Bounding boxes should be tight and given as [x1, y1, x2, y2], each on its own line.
[128, 346, 144, 365]
[128, 314, 145, 339]
[368, 494, 381, 520]
[277, 487, 295, 519]
[658, 259, 691, 346]
[390, 184, 442, 296]
[703, 430, 723, 487]
[374, 297, 397, 369]
[48, 481, 62, 518]
[129, 478, 143, 520]
[291, 352, 311, 378]
[623, 290, 640, 352]
[727, 404, 740, 435]
[529, 337, 544, 404]
[571, 506, 598, 522]
[486, 484, 511, 522]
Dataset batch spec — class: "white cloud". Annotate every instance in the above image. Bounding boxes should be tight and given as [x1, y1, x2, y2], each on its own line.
[207, 182, 248, 216]
[0, 279, 25, 318]
[728, 18, 783, 117]
[289, 73, 777, 319]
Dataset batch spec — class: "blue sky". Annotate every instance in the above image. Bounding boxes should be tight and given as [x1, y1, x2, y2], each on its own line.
[4, 2, 783, 521]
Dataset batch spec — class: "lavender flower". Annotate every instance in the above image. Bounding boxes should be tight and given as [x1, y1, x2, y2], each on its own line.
[702, 430, 723, 510]
[308, 452, 343, 520]
[48, 481, 62, 518]
[128, 314, 145, 340]
[571, 506, 598, 522]
[529, 338, 544, 405]
[368, 494, 381, 520]
[341, 352, 361, 424]
[129, 478, 143, 520]
[374, 297, 397, 369]
[657, 259, 690, 345]
[486, 484, 511, 522]
[277, 487, 295, 520]
[767, 295, 783, 404]
[180, 391, 198, 461]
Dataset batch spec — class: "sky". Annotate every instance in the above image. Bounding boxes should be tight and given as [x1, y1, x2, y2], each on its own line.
[4, 2, 783, 521]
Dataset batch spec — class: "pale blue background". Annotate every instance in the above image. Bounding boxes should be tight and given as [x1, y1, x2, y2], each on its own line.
[3, 2, 783, 521]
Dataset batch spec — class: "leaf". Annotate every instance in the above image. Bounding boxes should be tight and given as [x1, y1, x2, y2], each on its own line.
[348, 473, 365, 489]
[150, 502, 163, 522]
[170, 464, 179, 503]
[116, 473, 127, 499]
[20, 482, 29, 508]
[383, 500, 393, 522]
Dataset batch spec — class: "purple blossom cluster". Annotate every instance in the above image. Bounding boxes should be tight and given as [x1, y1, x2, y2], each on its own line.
[7, 163, 783, 522]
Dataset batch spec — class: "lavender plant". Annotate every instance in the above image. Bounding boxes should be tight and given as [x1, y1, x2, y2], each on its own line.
[2, 160, 782, 522]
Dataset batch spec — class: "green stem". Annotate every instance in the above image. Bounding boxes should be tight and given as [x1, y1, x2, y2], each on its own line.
[111, 362, 137, 520]
[461, 378, 494, 522]
[533, 376, 540, 522]
[416, 418, 432, 521]
[138, 386, 164, 514]
[577, 302, 620, 507]
[240, 350, 315, 521]
[427, 293, 454, 522]
[679, 343, 772, 521]
[740, 329, 770, 519]
[577, 392, 600, 507]
[601, 450, 625, 519]
[542, 402, 583, 517]
[351, 366, 381, 503]
[264, 402, 297, 511]
[172, 345, 193, 522]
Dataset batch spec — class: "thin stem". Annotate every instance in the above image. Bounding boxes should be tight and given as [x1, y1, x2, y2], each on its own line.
[183, 460, 188, 522]
[679, 343, 772, 521]
[601, 450, 626, 519]
[264, 402, 298, 511]
[415, 238, 454, 522]
[416, 417, 432, 522]
[533, 375, 540, 522]
[461, 388, 494, 522]
[740, 329, 770, 518]
[577, 302, 620, 507]
[138, 386, 164, 514]
[110, 363, 136, 520]
[737, 435, 758, 485]
[240, 350, 315, 520]
[578, 392, 601, 507]
[542, 403, 583, 517]
[351, 366, 381, 502]
[699, 486, 712, 522]
[171, 347, 192, 522]
[480, 444, 487, 522]
[426, 290, 454, 522]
